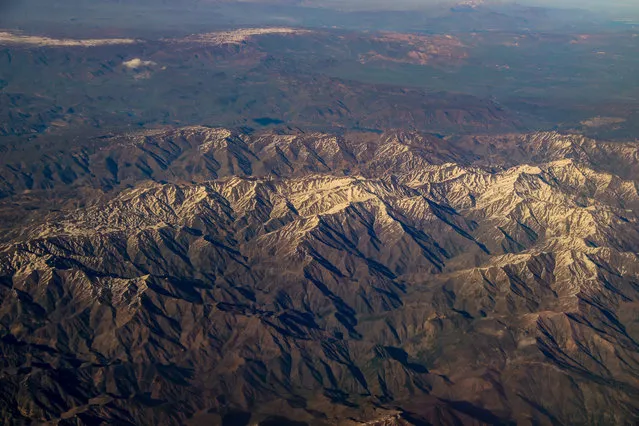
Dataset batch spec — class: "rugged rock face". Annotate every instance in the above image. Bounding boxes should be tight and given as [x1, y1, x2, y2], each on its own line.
[1, 128, 639, 425]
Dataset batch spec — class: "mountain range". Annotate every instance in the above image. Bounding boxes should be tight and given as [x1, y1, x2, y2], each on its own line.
[1, 127, 639, 425]
[1, 1, 639, 423]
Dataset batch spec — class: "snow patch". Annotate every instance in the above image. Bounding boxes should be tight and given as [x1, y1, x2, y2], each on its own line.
[0, 31, 137, 47]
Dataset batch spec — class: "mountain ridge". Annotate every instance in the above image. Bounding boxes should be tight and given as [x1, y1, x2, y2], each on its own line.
[1, 127, 639, 425]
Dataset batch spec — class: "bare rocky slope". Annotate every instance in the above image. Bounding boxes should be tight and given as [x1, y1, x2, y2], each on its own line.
[1, 128, 639, 425]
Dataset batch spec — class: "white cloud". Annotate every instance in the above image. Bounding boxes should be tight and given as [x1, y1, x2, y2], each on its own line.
[122, 58, 157, 69]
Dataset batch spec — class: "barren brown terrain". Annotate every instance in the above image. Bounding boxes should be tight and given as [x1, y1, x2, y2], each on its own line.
[1, 0, 639, 424]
